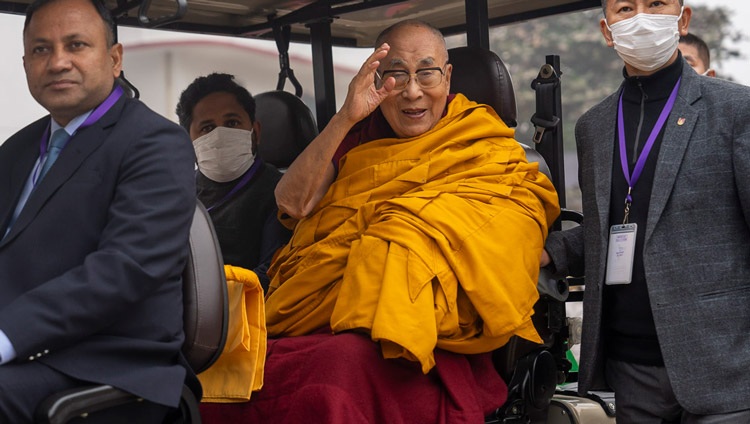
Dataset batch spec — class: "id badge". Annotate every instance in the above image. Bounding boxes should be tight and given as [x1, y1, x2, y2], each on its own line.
[605, 223, 637, 285]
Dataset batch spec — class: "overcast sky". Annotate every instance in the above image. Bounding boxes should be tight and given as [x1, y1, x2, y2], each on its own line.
[0, 0, 747, 140]
[690, 0, 749, 83]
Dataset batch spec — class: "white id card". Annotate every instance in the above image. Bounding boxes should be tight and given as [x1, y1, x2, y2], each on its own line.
[605, 223, 637, 285]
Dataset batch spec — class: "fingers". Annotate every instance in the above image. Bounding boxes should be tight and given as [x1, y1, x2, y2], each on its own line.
[359, 43, 390, 77]
[338, 44, 393, 125]
[375, 72, 396, 94]
[540, 249, 551, 267]
[367, 44, 396, 94]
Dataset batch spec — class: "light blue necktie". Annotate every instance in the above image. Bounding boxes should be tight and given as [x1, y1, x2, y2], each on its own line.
[38, 129, 69, 182]
[2, 129, 69, 240]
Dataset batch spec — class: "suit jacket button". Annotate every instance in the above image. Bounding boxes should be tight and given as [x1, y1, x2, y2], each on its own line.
[44, 349, 50, 354]
[28, 356, 35, 361]
[36, 353, 43, 358]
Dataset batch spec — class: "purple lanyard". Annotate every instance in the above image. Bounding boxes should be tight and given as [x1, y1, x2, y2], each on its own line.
[206, 158, 264, 212]
[37, 86, 124, 162]
[617, 77, 681, 222]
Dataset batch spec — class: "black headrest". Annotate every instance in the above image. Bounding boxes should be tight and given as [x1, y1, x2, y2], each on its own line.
[448, 46, 517, 127]
[255, 90, 319, 170]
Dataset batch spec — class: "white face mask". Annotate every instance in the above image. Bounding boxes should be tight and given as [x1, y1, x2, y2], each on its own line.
[606, 8, 683, 72]
[193, 126, 256, 183]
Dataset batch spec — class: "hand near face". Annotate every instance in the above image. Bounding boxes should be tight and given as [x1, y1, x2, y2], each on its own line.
[338, 44, 395, 125]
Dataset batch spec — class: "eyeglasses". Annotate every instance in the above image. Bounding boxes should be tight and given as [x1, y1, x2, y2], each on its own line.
[375, 65, 447, 90]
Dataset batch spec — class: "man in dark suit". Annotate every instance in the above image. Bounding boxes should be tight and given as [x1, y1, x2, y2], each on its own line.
[543, 0, 750, 422]
[0, 0, 196, 421]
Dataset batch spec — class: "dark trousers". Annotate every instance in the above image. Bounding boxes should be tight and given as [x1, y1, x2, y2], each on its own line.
[606, 359, 750, 424]
[0, 360, 171, 424]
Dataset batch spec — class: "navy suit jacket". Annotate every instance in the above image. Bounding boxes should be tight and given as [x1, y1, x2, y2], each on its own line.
[0, 93, 196, 407]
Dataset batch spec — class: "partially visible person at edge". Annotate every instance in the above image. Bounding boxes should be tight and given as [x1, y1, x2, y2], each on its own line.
[542, 0, 750, 422]
[0, 0, 197, 421]
[176, 73, 291, 292]
[679, 32, 715, 77]
[269, 20, 559, 375]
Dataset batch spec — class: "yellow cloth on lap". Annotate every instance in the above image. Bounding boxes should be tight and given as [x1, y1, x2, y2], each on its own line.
[198, 265, 266, 402]
[266, 94, 560, 373]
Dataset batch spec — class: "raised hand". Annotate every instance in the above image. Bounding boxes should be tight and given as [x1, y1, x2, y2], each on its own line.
[338, 43, 396, 125]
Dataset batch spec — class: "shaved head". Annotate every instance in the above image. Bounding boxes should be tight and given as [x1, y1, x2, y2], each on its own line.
[374, 19, 446, 58]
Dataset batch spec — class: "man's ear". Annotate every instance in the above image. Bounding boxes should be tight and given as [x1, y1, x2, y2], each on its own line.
[251, 120, 261, 155]
[252, 120, 261, 145]
[705, 69, 716, 78]
[600, 18, 614, 48]
[443, 62, 452, 93]
[678, 7, 692, 37]
[110, 43, 124, 78]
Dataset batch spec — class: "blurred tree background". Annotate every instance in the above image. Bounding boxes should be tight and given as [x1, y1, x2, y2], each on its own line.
[447, 4, 741, 209]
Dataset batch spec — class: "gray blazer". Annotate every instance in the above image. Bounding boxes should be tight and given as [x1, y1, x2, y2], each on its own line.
[546, 60, 750, 414]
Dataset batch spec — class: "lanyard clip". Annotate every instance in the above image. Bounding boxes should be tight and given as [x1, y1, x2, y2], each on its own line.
[623, 187, 632, 225]
[623, 202, 631, 225]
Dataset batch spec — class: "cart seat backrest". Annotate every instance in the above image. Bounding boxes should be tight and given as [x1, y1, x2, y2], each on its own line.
[448, 46, 549, 180]
[448, 46, 517, 128]
[182, 201, 228, 374]
[255, 90, 319, 171]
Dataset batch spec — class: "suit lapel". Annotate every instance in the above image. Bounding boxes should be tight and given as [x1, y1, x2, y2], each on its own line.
[0, 119, 48, 240]
[4, 96, 125, 243]
[593, 93, 618, 264]
[645, 64, 700, 243]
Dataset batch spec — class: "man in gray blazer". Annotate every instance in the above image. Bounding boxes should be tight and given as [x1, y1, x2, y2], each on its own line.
[543, 0, 750, 422]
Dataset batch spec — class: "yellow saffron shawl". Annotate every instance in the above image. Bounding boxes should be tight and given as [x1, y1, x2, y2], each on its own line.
[198, 265, 266, 402]
[266, 94, 560, 373]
